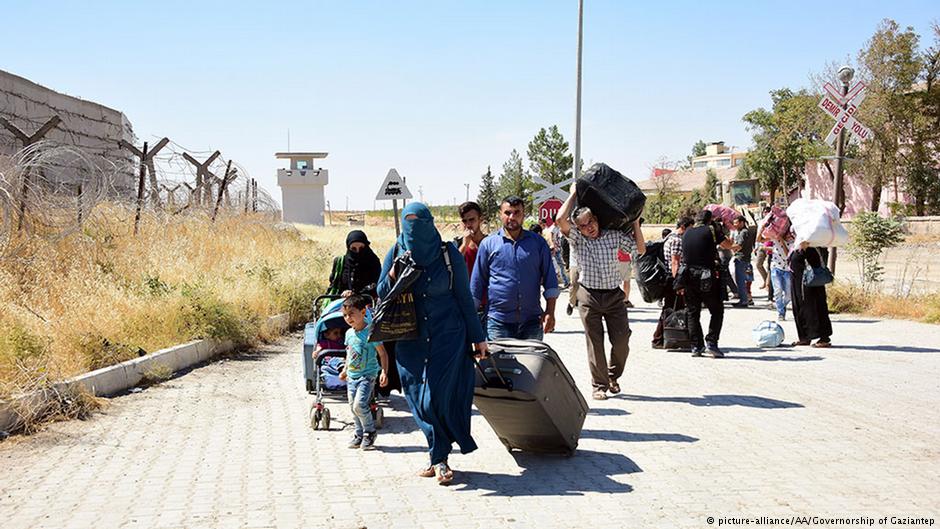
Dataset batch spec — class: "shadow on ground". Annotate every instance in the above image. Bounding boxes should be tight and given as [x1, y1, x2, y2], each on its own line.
[836, 344, 940, 354]
[620, 394, 803, 409]
[455, 449, 640, 496]
[580, 429, 697, 443]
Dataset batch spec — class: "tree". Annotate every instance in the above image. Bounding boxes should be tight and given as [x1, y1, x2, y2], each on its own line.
[527, 125, 573, 188]
[900, 23, 940, 215]
[856, 19, 922, 212]
[735, 157, 754, 180]
[743, 88, 828, 204]
[704, 168, 721, 203]
[847, 211, 904, 287]
[684, 140, 707, 168]
[645, 169, 684, 224]
[476, 165, 499, 222]
[496, 149, 533, 210]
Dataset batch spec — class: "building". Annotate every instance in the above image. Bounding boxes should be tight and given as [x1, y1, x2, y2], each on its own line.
[275, 152, 329, 225]
[0, 69, 136, 195]
[690, 141, 748, 171]
[635, 141, 756, 205]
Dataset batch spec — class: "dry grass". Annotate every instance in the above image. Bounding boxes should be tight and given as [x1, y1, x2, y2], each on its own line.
[828, 282, 940, 324]
[0, 204, 378, 406]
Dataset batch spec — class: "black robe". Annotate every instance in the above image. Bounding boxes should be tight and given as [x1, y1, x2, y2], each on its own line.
[789, 248, 833, 342]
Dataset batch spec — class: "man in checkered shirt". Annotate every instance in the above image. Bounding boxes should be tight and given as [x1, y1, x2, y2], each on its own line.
[652, 216, 694, 349]
[556, 188, 646, 401]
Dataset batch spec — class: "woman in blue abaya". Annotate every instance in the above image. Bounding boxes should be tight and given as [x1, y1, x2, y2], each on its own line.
[376, 202, 488, 485]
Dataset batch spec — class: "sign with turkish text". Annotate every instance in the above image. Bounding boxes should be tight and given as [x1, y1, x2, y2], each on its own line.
[532, 175, 574, 203]
[818, 80, 870, 146]
[539, 199, 563, 226]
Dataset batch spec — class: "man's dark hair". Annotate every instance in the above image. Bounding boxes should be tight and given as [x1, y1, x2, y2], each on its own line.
[639, 217, 645, 225]
[762, 206, 772, 215]
[458, 201, 482, 218]
[735, 215, 747, 224]
[661, 228, 672, 239]
[501, 196, 525, 208]
[530, 223, 543, 234]
[695, 209, 713, 225]
[677, 216, 694, 229]
[342, 294, 370, 311]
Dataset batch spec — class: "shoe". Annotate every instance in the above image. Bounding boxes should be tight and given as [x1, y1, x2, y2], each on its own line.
[417, 465, 436, 478]
[812, 340, 832, 348]
[624, 300, 634, 308]
[608, 379, 621, 394]
[361, 431, 377, 450]
[791, 340, 812, 347]
[691, 347, 705, 357]
[651, 342, 665, 350]
[592, 390, 608, 401]
[705, 343, 724, 358]
[731, 303, 749, 308]
[566, 304, 574, 316]
[348, 435, 363, 449]
[777, 313, 787, 321]
[435, 462, 454, 485]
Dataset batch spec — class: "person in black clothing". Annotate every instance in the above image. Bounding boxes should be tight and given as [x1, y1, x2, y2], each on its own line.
[788, 246, 833, 348]
[329, 230, 383, 300]
[675, 210, 735, 358]
[652, 216, 693, 349]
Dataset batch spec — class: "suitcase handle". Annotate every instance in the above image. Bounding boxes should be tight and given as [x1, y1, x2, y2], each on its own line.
[474, 355, 512, 391]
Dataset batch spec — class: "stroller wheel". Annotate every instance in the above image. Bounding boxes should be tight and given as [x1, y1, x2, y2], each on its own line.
[311, 408, 322, 430]
[374, 407, 384, 429]
[322, 408, 331, 431]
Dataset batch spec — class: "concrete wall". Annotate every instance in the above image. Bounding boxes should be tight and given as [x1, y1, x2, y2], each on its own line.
[803, 161, 910, 219]
[0, 69, 136, 195]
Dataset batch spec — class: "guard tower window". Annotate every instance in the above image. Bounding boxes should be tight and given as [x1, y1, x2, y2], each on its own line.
[296, 160, 308, 170]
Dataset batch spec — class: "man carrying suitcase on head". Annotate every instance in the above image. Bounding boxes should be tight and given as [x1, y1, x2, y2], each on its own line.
[556, 188, 646, 401]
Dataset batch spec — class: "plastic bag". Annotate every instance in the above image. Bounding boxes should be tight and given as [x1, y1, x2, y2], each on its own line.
[752, 320, 785, 348]
[575, 163, 646, 230]
[761, 205, 791, 240]
[786, 198, 850, 248]
[705, 204, 738, 231]
[368, 251, 422, 342]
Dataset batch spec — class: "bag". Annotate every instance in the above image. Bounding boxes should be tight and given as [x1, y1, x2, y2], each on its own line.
[786, 198, 850, 248]
[752, 320, 785, 348]
[761, 206, 791, 240]
[368, 251, 423, 342]
[705, 204, 738, 231]
[635, 252, 669, 303]
[688, 265, 714, 293]
[575, 163, 646, 230]
[473, 339, 588, 456]
[802, 249, 833, 287]
[663, 299, 692, 350]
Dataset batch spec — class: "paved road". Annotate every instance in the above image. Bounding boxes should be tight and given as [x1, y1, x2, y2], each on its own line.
[2, 299, 939, 529]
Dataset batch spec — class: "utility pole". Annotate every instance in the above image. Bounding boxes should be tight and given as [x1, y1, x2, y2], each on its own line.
[828, 66, 854, 274]
[573, 0, 584, 183]
[0, 116, 61, 232]
[418, 186, 424, 203]
[464, 183, 470, 202]
[119, 137, 169, 209]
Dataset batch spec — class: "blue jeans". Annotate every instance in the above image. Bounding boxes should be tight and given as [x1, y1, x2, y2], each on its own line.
[771, 268, 792, 317]
[552, 252, 570, 287]
[487, 317, 544, 341]
[734, 259, 752, 303]
[346, 375, 376, 436]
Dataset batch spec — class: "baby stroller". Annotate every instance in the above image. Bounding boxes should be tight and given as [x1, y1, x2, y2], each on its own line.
[302, 294, 384, 431]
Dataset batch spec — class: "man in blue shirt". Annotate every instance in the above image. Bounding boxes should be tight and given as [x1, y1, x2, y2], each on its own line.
[470, 196, 560, 340]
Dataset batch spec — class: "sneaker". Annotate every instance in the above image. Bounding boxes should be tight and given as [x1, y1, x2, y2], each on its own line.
[705, 343, 724, 358]
[777, 313, 786, 321]
[731, 302, 749, 308]
[651, 342, 665, 350]
[624, 300, 634, 308]
[566, 304, 574, 316]
[691, 347, 705, 357]
[348, 435, 363, 449]
[361, 431, 377, 450]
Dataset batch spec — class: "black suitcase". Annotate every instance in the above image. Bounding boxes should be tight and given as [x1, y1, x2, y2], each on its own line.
[473, 339, 589, 456]
[663, 306, 692, 350]
[575, 162, 646, 230]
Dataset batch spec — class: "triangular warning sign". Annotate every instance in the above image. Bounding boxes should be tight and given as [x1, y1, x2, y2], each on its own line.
[376, 168, 413, 200]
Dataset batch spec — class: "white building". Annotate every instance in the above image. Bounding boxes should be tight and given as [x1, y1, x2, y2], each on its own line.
[276, 151, 329, 225]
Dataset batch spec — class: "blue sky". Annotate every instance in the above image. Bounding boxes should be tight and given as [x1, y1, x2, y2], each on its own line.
[1, 1, 937, 209]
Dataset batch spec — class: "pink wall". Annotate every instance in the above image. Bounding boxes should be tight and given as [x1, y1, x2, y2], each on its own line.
[803, 161, 909, 218]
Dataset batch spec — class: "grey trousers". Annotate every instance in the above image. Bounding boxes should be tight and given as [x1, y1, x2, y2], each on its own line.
[568, 265, 580, 308]
[576, 287, 632, 390]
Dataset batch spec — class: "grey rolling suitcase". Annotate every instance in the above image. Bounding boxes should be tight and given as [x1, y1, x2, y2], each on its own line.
[473, 339, 589, 456]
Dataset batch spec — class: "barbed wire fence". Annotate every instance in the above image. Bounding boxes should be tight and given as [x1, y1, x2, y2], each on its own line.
[0, 116, 282, 258]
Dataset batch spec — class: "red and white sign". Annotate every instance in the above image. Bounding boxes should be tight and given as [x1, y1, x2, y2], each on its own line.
[539, 199, 563, 226]
[818, 80, 870, 146]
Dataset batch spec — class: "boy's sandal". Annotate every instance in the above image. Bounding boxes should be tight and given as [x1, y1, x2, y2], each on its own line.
[417, 466, 435, 478]
[812, 341, 832, 348]
[435, 462, 454, 485]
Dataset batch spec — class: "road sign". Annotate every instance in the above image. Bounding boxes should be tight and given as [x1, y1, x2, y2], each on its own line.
[376, 168, 413, 200]
[818, 80, 871, 147]
[539, 199, 563, 226]
[532, 175, 574, 203]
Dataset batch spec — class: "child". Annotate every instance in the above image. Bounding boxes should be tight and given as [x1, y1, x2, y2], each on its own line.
[339, 294, 388, 450]
[314, 326, 346, 390]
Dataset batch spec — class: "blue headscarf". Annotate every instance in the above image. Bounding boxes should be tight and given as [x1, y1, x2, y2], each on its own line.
[400, 202, 442, 266]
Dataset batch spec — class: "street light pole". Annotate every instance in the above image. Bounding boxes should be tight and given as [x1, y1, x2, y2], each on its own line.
[573, 0, 584, 183]
[828, 65, 854, 273]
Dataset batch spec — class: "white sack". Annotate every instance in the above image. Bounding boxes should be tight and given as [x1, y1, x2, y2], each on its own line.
[786, 198, 850, 248]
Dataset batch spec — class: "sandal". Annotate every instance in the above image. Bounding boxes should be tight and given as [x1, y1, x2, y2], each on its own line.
[592, 390, 608, 401]
[417, 465, 435, 478]
[608, 379, 621, 394]
[435, 462, 454, 485]
[812, 341, 832, 348]
[791, 340, 811, 346]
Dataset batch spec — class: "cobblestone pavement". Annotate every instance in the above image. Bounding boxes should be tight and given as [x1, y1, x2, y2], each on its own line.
[2, 298, 939, 529]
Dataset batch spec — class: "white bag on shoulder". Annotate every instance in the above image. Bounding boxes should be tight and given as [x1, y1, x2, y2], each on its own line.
[786, 198, 850, 248]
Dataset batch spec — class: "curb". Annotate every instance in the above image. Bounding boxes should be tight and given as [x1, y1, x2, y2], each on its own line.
[0, 313, 291, 434]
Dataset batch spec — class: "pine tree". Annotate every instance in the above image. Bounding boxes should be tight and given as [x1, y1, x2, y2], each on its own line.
[527, 125, 573, 187]
[496, 149, 533, 210]
[476, 165, 499, 222]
